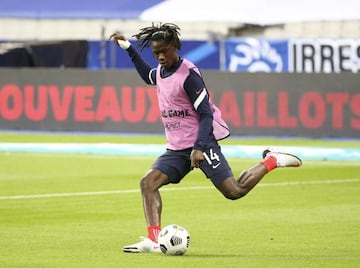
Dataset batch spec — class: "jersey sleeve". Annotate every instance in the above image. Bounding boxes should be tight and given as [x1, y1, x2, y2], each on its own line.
[127, 46, 156, 85]
[184, 68, 214, 151]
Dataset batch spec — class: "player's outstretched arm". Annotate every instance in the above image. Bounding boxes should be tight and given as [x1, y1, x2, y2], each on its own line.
[109, 33, 155, 85]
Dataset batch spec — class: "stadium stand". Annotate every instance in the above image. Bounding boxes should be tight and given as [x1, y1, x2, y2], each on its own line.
[0, 0, 359, 40]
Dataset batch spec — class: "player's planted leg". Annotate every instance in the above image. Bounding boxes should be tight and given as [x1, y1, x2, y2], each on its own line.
[123, 169, 169, 253]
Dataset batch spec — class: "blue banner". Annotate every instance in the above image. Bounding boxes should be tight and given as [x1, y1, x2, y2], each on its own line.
[224, 38, 288, 72]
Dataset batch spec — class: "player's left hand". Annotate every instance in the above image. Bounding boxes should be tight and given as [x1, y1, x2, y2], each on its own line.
[190, 149, 204, 169]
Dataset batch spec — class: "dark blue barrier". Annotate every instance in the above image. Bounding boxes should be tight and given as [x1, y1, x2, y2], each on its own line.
[87, 40, 221, 70]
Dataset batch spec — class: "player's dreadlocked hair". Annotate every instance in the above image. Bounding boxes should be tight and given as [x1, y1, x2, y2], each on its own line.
[132, 22, 181, 51]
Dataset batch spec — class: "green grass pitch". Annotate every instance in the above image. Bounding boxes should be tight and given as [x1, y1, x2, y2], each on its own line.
[0, 133, 359, 267]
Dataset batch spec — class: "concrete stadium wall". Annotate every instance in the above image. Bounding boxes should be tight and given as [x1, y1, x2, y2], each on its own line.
[1, 19, 360, 41]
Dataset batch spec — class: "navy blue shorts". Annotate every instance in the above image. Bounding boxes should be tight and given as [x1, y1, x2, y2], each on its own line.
[152, 145, 233, 187]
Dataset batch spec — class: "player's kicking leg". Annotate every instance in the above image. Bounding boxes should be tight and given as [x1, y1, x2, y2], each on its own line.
[214, 147, 302, 200]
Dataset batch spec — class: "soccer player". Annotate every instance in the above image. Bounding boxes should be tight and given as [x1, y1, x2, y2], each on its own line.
[109, 23, 302, 253]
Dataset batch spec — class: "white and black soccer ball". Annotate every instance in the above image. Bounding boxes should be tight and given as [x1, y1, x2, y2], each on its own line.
[158, 224, 190, 256]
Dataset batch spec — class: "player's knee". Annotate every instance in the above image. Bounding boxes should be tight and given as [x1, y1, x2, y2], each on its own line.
[223, 189, 247, 200]
[218, 177, 248, 200]
[140, 176, 151, 191]
[140, 175, 160, 192]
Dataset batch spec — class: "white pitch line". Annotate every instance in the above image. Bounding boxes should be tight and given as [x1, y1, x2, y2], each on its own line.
[0, 178, 359, 201]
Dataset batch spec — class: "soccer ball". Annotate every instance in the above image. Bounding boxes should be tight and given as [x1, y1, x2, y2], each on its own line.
[158, 224, 190, 256]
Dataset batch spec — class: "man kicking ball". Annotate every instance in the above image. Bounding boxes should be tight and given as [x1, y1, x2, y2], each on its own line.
[109, 23, 302, 253]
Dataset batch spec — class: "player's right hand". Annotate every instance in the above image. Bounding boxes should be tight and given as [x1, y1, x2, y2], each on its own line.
[190, 149, 204, 169]
[109, 33, 131, 50]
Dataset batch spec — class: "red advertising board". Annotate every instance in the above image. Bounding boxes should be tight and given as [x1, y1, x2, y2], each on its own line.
[0, 69, 359, 138]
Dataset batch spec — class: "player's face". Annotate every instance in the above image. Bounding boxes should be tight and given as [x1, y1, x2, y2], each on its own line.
[151, 41, 179, 69]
